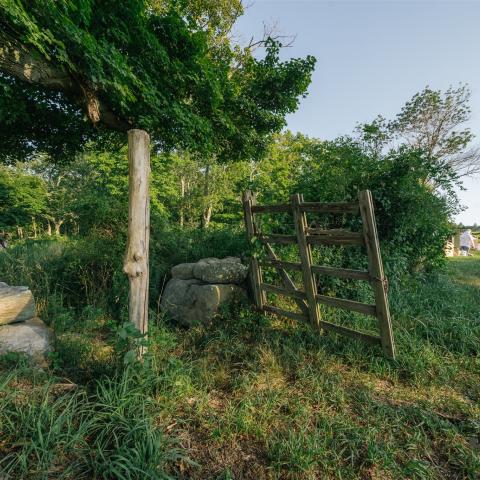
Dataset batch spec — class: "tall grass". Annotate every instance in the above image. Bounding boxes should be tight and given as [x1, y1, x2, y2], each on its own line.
[0, 239, 478, 479]
[0, 364, 185, 479]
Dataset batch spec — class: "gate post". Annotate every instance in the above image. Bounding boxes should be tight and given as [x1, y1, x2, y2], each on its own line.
[358, 190, 396, 359]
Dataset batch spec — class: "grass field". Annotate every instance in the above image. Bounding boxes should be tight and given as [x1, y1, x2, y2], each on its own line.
[0, 253, 479, 479]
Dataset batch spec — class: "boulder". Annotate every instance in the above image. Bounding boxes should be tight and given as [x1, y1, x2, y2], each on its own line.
[161, 278, 247, 327]
[171, 263, 196, 280]
[161, 257, 248, 326]
[0, 317, 52, 362]
[192, 257, 248, 284]
[0, 283, 36, 325]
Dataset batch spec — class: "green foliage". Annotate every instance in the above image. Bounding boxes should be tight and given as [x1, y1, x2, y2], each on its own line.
[0, 76, 114, 164]
[390, 84, 473, 159]
[0, 367, 185, 479]
[0, 0, 315, 162]
[357, 84, 479, 177]
[251, 132, 459, 273]
[0, 164, 47, 228]
[1, 244, 479, 479]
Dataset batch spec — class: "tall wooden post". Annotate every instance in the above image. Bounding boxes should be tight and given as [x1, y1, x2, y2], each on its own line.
[123, 129, 150, 351]
[358, 190, 396, 359]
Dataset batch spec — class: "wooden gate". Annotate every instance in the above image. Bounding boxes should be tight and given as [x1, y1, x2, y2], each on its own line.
[242, 190, 396, 359]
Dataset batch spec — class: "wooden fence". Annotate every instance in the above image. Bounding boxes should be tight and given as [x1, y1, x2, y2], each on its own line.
[242, 190, 396, 359]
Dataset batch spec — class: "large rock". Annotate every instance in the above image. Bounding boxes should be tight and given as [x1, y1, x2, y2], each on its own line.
[171, 263, 196, 280]
[161, 257, 248, 326]
[0, 317, 52, 362]
[161, 278, 247, 327]
[192, 257, 248, 284]
[0, 283, 36, 325]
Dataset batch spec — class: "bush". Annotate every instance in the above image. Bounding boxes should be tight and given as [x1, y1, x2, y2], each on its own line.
[253, 133, 459, 277]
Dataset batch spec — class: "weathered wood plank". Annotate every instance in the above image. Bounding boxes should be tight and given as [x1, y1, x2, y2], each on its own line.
[263, 304, 309, 323]
[258, 234, 297, 245]
[359, 190, 396, 359]
[300, 202, 359, 214]
[251, 204, 291, 213]
[315, 294, 377, 316]
[251, 202, 359, 214]
[307, 230, 364, 246]
[292, 193, 321, 330]
[261, 243, 309, 316]
[260, 283, 307, 300]
[310, 265, 370, 281]
[320, 320, 381, 346]
[123, 129, 150, 355]
[259, 258, 302, 272]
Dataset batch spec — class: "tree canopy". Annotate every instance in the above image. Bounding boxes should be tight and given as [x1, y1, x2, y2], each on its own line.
[357, 85, 480, 177]
[0, 0, 315, 162]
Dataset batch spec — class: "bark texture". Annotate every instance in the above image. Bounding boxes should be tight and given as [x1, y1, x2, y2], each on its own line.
[123, 130, 150, 343]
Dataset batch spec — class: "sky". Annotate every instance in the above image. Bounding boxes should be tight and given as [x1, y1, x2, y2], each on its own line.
[234, 0, 480, 225]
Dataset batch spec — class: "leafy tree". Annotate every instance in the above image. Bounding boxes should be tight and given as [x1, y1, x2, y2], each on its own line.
[358, 85, 480, 178]
[149, 0, 244, 42]
[0, 0, 315, 336]
[0, 1, 315, 161]
[0, 165, 48, 236]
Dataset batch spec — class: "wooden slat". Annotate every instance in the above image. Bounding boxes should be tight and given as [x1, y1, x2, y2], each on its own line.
[306, 227, 360, 236]
[316, 294, 377, 316]
[261, 243, 309, 316]
[320, 320, 381, 346]
[260, 283, 307, 301]
[259, 258, 302, 272]
[300, 201, 359, 214]
[310, 265, 370, 281]
[359, 190, 396, 359]
[251, 204, 291, 213]
[259, 234, 297, 245]
[292, 193, 321, 330]
[307, 230, 364, 246]
[263, 305, 309, 323]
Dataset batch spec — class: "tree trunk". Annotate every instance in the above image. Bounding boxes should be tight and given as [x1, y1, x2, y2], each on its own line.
[202, 204, 212, 229]
[201, 164, 211, 229]
[46, 221, 52, 236]
[16, 226, 23, 239]
[179, 176, 185, 227]
[54, 220, 63, 236]
[32, 217, 37, 238]
[123, 129, 150, 355]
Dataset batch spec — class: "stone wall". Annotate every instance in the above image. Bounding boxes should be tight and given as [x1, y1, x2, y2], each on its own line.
[161, 257, 248, 327]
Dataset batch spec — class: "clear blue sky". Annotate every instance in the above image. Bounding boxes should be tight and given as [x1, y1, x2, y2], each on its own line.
[234, 0, 480, 225]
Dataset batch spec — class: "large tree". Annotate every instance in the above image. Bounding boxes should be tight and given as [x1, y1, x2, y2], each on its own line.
[358, 85, 480, 178]
[0, 0, 315, 341]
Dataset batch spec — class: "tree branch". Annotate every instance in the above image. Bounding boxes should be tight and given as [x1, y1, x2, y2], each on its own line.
[0, 30, 131, 132]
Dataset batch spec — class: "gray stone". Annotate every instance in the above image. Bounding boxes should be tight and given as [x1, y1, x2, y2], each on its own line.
[0, 317, 52, 362]
[192, 257, 248, 284]
[161, 277, 247, 327]
[171, 263, 196, 279]
[0, 283, 36, 325]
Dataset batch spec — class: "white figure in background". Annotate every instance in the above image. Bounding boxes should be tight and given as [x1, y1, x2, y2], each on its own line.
[459, 229, 476, 256]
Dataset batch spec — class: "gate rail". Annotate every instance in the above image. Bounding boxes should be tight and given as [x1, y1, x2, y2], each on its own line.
[242, 190, 396, 359]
